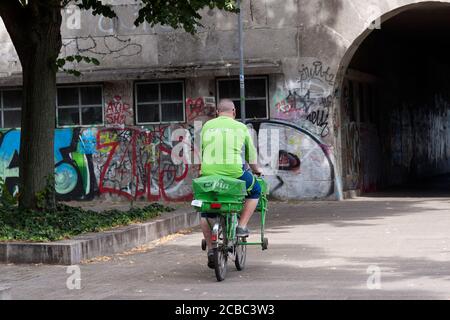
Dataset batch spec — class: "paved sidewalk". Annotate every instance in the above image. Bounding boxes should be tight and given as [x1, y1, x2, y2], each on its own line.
[2, 190, 450, 299]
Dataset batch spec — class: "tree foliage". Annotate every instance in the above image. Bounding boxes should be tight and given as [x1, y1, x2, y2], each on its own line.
[134, 0, 238, 34]
[73, 0, 238, 33]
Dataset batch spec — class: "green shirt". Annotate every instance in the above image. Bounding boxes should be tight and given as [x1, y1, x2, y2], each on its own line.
[200, 116, 258, 178]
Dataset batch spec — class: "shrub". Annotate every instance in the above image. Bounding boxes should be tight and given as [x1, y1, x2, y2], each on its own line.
[0, 203, 174, 242]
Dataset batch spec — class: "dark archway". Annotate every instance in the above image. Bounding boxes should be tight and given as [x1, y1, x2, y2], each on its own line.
[338, 2, 450, 195]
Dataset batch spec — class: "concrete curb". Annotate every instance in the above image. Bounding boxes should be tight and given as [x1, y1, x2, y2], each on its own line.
[0, 209, 199, 265]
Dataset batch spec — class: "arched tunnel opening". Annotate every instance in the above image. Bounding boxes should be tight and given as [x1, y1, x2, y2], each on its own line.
[341, 2, 450, 196]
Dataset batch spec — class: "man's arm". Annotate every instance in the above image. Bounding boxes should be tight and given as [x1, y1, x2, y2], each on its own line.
[244, 127, 263, 175]
[198, 125, 204, 176]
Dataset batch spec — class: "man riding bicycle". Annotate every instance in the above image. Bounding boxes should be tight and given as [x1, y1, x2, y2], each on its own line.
[199, 99, 263, 268]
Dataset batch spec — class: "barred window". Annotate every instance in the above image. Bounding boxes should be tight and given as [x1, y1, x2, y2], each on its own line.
[217, 77, 268, 120]
[0, 89, 22, 128]
[56, 85, 103, 127]
[135, 81, 185, 124]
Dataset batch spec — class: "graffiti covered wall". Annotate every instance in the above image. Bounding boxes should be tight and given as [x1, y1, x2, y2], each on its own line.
[249, 120, 335, 200]
[272, 60, 335, 141]
[0, 98, 339, 203]
[0, 122, 337, 202]
[0, 58, 343, 202]
[0, 125, 197, 202]
[266, 58, 340, 199]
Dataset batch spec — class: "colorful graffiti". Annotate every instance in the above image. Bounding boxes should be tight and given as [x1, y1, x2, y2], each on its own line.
[248, 119, 336, 200]
[54, 128, 98, 200]
[0, 128, 97, 200]
[278, 150, 301, 173]
[273, 61, 335, 138]
[186, 97, 216, 122]
[0, 125, 195, 202]
[105, 95, 132, 126]
[274, 89, 332, 138]
[0, 119, 337, 202]
[96, 126, 192, 201]
[0, 67, 342, 202]
[0, 130, 20, 196]
[274, 90, 312, 117]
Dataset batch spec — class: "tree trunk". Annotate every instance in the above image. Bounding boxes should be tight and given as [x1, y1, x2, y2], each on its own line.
[0, 2, 63, 210]
[19, 45, 59, 210]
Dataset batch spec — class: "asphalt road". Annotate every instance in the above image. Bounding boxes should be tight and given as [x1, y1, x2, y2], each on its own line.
[2, 176, 450, 300]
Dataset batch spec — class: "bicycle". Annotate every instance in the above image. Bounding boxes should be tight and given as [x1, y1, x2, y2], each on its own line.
[192, 174, 269, 282]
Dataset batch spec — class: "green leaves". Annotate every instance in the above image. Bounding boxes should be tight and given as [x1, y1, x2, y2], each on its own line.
[0, 177, 18, 208]
[0, 202, 174, 242]
[56, 58, 66, 68]
[35, 174, 56, 211]
[55, 54, 101, 77]
[69, 0, 237, 35]
[74, 0, 117, 18]
[82, 56, 100, 65]
[0, 175, 173, 242]
[134, 0, 238, 34]
[67, 69, 82, 77]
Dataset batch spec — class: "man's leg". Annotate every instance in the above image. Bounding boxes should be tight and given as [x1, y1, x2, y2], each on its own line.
[200, 217, 213, 250]
[236, 171, 261, 236]
[200, 213, 216, 269]
[238, 199, 259, 228]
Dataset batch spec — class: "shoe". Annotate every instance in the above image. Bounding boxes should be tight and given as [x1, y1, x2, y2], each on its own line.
[207, 250, 215, 269]
[236, 226, 250, 237]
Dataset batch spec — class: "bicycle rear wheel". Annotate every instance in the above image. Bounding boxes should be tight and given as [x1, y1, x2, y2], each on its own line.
[213, 216, 228, 282]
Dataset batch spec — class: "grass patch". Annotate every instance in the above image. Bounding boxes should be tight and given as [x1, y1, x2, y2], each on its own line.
[0, 203, 174, 242]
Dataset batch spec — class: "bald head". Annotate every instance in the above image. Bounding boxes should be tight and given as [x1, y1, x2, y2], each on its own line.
[217, 99, 236, 118]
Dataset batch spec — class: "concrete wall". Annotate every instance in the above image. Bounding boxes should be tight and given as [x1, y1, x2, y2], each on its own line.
[1, 0, 450, 201]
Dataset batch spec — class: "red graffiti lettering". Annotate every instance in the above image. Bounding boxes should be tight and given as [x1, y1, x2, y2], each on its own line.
[186, 97, 216, 121]
[105, 95, 132, 126]
[97, 127, 192, 202]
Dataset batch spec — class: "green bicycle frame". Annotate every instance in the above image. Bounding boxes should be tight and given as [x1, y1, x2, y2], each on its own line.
[192, 176, 269, 248]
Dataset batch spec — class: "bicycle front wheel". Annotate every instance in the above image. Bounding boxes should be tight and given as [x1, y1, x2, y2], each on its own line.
[234, 238, 247, 271]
